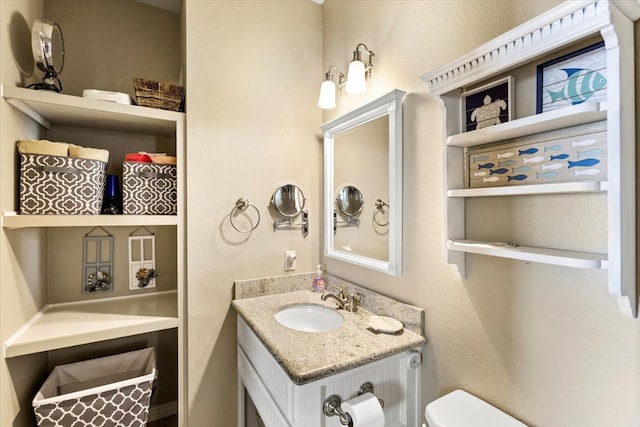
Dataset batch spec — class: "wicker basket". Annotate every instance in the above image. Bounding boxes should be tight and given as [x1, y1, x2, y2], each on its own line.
[133, 77, 184, 111]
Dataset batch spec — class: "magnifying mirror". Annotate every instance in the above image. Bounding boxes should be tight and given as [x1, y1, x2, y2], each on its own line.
[272, 184, 306, 219]
[28, 19, 64, 92]
[336, 186, 364, 218]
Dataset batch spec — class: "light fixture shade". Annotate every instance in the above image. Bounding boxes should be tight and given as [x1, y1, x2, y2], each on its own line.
[318, 79, 337, 109]
[345, 60, 366, 94]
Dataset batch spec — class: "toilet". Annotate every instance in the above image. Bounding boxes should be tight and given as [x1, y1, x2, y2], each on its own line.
[425, 389, 528, 427]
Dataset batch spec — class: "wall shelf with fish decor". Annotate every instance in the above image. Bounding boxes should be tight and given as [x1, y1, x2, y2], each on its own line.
[420, 0, 636, 317]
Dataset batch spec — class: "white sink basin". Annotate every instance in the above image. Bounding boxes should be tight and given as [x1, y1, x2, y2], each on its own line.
[274, 304, 344, 332]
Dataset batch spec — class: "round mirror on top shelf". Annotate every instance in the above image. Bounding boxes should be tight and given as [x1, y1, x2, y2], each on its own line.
[29, 19, 64, 92]
[336, 186, 364, 218]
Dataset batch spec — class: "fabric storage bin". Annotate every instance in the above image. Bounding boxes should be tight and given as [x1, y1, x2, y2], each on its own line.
[19, 153, 107, 215]
[33, 348, 156, 427]
[123, 161, 177, 215]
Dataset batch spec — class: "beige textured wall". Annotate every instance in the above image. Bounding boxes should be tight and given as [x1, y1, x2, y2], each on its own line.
[184, 1, 322, 424]
[1, 2, 49, 425]
[322, 1, 640, 427]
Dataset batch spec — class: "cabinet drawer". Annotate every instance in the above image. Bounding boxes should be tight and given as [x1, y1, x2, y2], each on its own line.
[237, 317, 293, 422]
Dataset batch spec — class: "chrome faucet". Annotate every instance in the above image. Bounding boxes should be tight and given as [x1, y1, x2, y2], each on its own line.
[321, 288, 360, 312]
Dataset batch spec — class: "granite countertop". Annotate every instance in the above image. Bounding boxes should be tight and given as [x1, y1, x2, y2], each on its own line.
[232, 289, 427, 385]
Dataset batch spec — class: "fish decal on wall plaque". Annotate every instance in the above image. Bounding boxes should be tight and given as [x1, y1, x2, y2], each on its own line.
[478, 163, 495, 169]
[518, 148, 539, 155]
[490, 168, 509, 175]
[523, 156, 545, 164]
[548, 68, 607, 105]
[570, 138, 597, 148]
[550, 153, 570, 161]
[507, 175, 528, 181]
[568, 158, 600, 168]
[574, 168, 601, 176]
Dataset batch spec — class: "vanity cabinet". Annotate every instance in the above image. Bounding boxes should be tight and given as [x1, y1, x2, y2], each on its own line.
[0, 85, 186, 424]
[237, 317, 421, 427]
[420, 1, 637, 316]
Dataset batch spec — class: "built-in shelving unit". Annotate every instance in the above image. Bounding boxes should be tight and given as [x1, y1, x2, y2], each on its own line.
[420, 0, 636, 317]
[1, 82, 186, 424]
[1, 84, 186, 351]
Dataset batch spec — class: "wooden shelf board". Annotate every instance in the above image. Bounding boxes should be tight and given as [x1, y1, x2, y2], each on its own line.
[1, 85, 183, 136]
[448, 181, 607, 197]
[447, 102, 607, 148]
[2, 212, 178, 229]
[447, 239, 606, 269]
[4, 291, 178, 358]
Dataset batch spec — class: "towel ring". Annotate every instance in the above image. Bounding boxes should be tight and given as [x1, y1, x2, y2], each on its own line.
[373, 199, 389, 227]
[230, 198, 260, 233]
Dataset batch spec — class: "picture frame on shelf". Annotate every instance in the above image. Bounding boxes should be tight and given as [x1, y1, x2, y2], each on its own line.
[461, 76, 514, 132]
[536, 41, 607, 114]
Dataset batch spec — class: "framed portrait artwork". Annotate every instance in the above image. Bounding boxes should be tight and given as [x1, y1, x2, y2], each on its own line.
[536, 41, 607, 113]
[461, 76, 514, 133]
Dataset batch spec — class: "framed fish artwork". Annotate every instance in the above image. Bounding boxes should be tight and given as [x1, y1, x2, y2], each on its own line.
[461, 76, 514, 132]
[465, 123, 607, 188]
[536, 41, 607, 113]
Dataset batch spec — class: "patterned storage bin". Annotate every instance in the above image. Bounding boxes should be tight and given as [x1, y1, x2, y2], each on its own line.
[19, 153, 107, 215]
[123, 161, 177, 215]
[32, 348, 156, 427]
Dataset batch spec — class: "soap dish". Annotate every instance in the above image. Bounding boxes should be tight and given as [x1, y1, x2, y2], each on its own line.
[368, 315, 403, 334]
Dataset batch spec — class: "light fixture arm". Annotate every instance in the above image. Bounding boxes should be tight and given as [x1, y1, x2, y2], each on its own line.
[352, 43, 375, 78]
[325, 65, 346, 91]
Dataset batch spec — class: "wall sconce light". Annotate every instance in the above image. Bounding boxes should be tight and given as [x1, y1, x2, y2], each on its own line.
[345, 43, 374, 94]
[317, 65, 345, 109]
[317, 43, 375, 109]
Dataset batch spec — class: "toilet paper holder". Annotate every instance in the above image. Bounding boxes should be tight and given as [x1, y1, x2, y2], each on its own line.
[322, 382, 384, 426]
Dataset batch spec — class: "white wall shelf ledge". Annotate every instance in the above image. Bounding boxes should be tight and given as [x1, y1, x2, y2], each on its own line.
[447, 181, 607, 197]
[447, 239, 607, 269]
[2, 212, 178, 229]
[3, 291, 178, 358]
[447, 102, 607, 148]
[421, 0, 636, 317]
[1, 85, 183, 136]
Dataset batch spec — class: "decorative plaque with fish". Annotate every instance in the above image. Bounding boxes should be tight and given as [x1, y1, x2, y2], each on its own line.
[465, 124, 607, 188]
[536, 41, 607, 113]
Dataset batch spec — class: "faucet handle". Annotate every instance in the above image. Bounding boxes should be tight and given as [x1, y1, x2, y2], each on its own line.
[346, 293, 361, 312]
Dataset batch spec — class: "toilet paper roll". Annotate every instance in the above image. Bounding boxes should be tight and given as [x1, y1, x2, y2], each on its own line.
[340, 392, 385, 427]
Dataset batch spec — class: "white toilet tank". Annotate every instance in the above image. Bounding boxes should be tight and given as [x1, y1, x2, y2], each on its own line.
[425, 390, 528, 427]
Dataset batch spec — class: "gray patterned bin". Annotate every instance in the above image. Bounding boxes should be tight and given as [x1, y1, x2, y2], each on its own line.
[19, 153, 107, 215]
[32, 348, 157, 427]
[123, 161, 177, 215]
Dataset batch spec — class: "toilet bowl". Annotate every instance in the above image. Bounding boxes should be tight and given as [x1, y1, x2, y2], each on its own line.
[425, 389, 528, 427]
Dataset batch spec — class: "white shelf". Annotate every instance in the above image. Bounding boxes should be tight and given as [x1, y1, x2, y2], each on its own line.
[447, 240, 607, 269]
[448, 181, 607, 197]
[3, 291, 178, 358]
[1, 85, 183, 136]
[2, 212, 178, 229]
[447, 102, 607, 148]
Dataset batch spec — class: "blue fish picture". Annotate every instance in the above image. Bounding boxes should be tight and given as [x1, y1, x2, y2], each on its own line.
[490, 168, 509, 175]
[536, 171, 559, 179]
[507, 175, 528, 181]
[544, 144, 563, 152]
[478, 163, 495, 169]
[550, 153, 570, 161]
[548, 68, 607, 105]
[512, 166, 530, 173]
[518, 148, 538, 156]
[472, 155, 490, 163]
[568, 158, 600, 168]
[577, 149, 604, 158]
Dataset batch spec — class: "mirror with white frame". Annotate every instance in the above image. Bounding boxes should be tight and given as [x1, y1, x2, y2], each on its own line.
[320, 89, 405, 275]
